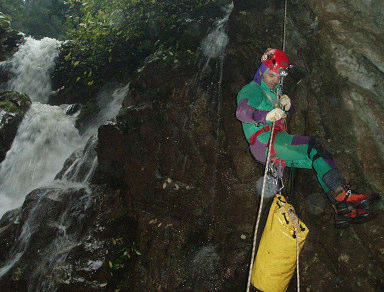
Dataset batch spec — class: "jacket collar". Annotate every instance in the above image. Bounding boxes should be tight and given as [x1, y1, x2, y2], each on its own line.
[261, 80, 279, 95]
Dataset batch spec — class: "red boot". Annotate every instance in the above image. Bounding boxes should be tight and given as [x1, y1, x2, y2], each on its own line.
[334, 208, 377, 229]
[334, 184, 380, 215]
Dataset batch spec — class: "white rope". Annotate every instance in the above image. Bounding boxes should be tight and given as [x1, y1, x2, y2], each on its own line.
[282, 2, 302, 290]
[282, 0, 288, 51]
[296, 232, 300, 292]
[245, 1, 293, 291]
[287, 207, 301, 292]
[245, 120, 276, 292]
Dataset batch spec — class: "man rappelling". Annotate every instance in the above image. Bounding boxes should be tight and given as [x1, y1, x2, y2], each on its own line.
[236, 48, 381, 229]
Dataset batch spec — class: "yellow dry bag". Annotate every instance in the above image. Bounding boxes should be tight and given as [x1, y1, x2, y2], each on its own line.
[251, 194, 309, 292]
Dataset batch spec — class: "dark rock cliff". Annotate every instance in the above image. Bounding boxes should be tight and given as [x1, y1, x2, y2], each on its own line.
[0, 0, 383, 291]
[94, 0, 384, 290]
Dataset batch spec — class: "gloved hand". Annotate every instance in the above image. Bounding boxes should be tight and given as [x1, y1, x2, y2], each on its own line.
[266, 108, 287, 122]
[279, 94, 291, 111]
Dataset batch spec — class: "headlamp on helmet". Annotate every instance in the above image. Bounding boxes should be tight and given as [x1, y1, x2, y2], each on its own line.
[261, 48, 291, 76]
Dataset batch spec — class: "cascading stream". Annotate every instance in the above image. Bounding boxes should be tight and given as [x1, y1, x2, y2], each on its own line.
[60, 83, 129, 184]
[0, 36, 128, 288]
[0, 37, 81, 218]
[4, 37, 61, 103]
[0, 103, 81, 217]
[176, 2, 233, 178]
[189, 2, 233, 197]
[0, 37, 129, 218]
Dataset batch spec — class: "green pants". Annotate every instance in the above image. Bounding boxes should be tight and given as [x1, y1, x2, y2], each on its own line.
[250, 131, 341, 193]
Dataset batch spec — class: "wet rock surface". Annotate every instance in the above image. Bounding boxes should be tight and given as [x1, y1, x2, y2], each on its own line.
[0, 12, 22, 62]
[93, 0, 384, 290]
[0, 91, 31, 162]
[0, 12, 23, 86]
[0, 0, 383, 291]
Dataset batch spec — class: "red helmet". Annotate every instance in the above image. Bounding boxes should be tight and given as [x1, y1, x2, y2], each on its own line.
[261, 48, 290, 75]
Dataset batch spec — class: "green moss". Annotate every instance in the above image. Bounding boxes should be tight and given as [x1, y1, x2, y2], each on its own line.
[0, 92, 31, 112]
[0, 100, 22, 115]
[0, 12, 11, 30]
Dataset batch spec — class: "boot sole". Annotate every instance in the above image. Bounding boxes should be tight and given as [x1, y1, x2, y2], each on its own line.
[335, 212, 378, 229]
[336, 194, 381, 215]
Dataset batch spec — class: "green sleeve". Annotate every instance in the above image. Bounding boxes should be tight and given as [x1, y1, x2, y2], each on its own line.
[237, 81, 264, 109]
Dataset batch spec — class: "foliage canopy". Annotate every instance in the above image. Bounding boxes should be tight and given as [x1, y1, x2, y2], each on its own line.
[57, 0, 223, 97]
[0, 0, 67, 39]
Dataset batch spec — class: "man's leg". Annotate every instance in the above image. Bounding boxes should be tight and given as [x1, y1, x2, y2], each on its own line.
[253, 131, 379, 228]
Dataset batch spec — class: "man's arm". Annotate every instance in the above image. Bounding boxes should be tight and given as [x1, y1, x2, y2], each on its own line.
[236, 98, 268, 124]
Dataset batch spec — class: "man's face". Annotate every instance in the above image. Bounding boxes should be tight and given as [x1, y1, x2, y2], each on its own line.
[263, 70, 280, 90]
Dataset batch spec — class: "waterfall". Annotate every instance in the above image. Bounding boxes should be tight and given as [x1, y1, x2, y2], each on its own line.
[0, 37, 128, 218]
[189, 2, 233, 179]
[0, 103, 81, 217]
[59, 83, 129, 184]
[0, 36, 127, 289]
[178, 1, 233, 163]
[200, 2, 233, 63]
[195, 2, 233, 133]
[4, 37, 61, 103]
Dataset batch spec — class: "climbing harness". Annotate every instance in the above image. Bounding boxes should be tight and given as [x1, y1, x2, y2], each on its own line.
[249, 120, 286, 146]
[246, 0, 307, 291]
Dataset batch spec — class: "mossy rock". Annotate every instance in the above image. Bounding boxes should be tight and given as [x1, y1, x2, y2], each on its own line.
[0, 12, 11, 31]
[0, 12, 23, 62]
[0, 91, 31, 163]
[0, 91, 31, 113]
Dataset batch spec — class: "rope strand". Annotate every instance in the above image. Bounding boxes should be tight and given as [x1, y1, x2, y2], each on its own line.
[283, 2, 302, 290]
[283, 0, 288, 51]
[297, 231, 300, 292]
[245, 121, 276, 292]
[245, 0, 303, 291]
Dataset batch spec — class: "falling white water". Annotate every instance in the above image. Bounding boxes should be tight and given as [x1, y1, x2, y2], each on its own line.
[176, 2, 233, 180]
[4, 37, 61, 103]
[0, 36, 128, 286]
[200, 3, 233, 148]
[59, 84, 130, 184]
[0, 103, 81, 217]
[196, 2, 233, 112]
[0, 37, 128, 218]
[82, 83, 130, 140]
[0, 188, 50, 278]
[200, 2, 233, 70]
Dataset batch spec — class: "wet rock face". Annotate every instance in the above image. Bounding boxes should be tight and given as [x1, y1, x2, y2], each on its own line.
[94, 39, 254, 289]
[0, 186, 111, 291]
[94, 0, 384, 291]
[0, 12, 23, 85]
[0, 12, 22, 62]
[288, 2, 384, 289]
[0, 0, 383, 291]
[0, 91, 31, 162]
[306, 0, 384, 192]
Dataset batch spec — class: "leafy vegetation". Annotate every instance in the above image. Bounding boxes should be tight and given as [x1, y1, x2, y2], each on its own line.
[2, 0, 227, 102]
[54, 0, 224, 101]
[0, 0, 67, 39]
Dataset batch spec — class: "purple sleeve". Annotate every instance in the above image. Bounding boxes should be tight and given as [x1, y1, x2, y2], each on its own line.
[236, 98, 267, 123]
